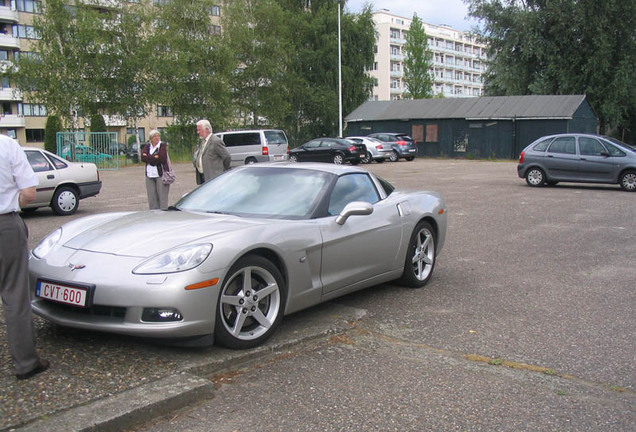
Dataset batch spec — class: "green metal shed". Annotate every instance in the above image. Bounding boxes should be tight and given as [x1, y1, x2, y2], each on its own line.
[344, 95, 597, 159]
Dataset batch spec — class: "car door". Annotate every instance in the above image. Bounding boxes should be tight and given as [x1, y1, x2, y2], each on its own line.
[318, 173, 403, 295]
[298, 139, 322, 162]
[25, 150, 58, 207]
[577, 136, 620, 182]
[545, 136, 578, 180]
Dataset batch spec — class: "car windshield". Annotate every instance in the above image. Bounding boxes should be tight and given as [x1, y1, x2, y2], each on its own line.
[176, 166, 333, 219]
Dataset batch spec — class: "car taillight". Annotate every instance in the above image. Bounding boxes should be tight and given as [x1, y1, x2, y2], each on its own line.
[519, 151, 524, 164]
[262, 146, 269, 156]
[396, 140, 407, 146]
[349, 145, 357, 152]
[375, 145, 383, 150]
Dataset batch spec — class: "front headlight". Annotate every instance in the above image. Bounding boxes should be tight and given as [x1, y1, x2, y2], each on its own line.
[133, 243, 212, 275]
[32, 228, 62, 259]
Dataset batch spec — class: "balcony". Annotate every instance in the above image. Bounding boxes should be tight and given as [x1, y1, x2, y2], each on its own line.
[0, 6, 19, 23]
[104, 114, 127, 127]
[0, 114, 26, 128]
[0, 87, 22, 101]
[0, 33, 19, 49]
[79, 0, 120, 9]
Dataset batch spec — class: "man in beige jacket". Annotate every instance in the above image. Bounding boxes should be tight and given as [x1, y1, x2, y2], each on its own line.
[194, 119, 231, 185]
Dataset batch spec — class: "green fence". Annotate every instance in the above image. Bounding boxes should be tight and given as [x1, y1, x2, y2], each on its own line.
[56, 132, 120, 170]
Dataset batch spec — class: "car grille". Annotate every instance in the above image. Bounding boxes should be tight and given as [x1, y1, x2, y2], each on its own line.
[42, 301, 126, 321]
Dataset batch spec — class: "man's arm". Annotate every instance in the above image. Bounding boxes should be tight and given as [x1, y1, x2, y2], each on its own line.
[19, 186, 36, 208]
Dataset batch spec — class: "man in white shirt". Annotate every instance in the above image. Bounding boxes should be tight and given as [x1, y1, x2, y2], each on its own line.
[0, 134, 50, 380]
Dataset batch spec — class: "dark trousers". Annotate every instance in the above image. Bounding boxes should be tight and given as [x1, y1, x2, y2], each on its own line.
[196, 170, 205, 185]
[0, 213, 39, 375]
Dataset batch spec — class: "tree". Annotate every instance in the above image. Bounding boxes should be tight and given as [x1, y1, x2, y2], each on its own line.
[403, 14, 434, 99]
[8, 0, 151, 128]
[278, 0, 376, 144]
[467, 0, 636, 135]
[147, 0, 233, 126]
[44, 115, 62, 154]
[222, 0, 292, 129]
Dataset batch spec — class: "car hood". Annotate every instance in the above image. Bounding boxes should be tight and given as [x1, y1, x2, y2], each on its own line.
[63, 210, 270, 257]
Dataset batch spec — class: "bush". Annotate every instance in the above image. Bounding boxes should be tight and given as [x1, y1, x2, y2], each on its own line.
[44, 115, 62, 154]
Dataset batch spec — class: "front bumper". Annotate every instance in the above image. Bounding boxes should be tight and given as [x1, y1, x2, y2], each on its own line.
[29, 250, 222, 340]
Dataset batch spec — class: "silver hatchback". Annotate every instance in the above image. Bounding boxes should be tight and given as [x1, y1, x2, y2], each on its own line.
[517, 133, 636, 192]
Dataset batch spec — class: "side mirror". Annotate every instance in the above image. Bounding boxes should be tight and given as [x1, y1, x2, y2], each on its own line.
[335, 201, 373, 225]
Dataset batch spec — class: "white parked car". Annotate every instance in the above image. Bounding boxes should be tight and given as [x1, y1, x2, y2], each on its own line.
[23, 147, 102, 215]
[345, 136, 392, 163]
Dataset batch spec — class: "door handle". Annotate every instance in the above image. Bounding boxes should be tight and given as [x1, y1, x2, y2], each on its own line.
[47, 175, 54, 179]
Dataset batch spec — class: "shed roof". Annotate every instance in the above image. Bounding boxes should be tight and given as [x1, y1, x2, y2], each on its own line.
[345, 95, 588, 122]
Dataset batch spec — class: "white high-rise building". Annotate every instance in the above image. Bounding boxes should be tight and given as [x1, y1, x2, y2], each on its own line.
[369, 10, 487, 100]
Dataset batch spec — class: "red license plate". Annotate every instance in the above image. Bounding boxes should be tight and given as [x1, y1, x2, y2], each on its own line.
[36, 279, 91, 307]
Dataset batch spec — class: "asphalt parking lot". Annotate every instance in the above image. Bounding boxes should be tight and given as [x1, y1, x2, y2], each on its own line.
[1, 159, 634, 431]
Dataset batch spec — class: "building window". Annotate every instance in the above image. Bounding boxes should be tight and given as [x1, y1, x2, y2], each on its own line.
[19, 103, 47, 116]
[15, 0, 42, 14]
[157, 105, 173, 117]
[210, 24, 221, 35]
[14, 51, 40, 62]
[26, 128, 45, 142]
[12, 24, 41, 39]
[426, 125, 438, 142]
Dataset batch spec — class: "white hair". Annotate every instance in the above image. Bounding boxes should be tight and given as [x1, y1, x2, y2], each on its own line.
[196, 119, 213, 134]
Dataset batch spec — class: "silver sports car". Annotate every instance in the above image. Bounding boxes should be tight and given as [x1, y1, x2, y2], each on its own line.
[29, 163, 447, 348]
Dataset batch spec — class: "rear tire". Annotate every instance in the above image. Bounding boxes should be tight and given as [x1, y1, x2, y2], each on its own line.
[619, 170, 636, 191]
[333, 153, 344, 164]
[525, 168, 546, 187]
[51, 186, 79, 216]
[289, 154, 298, 163]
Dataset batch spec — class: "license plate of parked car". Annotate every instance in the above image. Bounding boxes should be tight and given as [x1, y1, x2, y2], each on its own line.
[36, 280, 90, 307]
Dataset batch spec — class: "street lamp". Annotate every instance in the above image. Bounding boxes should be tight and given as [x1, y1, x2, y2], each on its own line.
[337, 0, 343, 138]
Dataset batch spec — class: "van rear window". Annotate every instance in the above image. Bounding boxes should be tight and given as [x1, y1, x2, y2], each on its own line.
[265, 131, 287, 145]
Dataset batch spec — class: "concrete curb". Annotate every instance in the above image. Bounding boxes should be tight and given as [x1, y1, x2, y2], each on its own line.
[9, 303, 366, 432]
[15, 374, 214, 432]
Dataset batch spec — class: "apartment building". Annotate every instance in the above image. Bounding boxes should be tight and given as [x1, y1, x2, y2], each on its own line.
[0, 0, 222, 147]
[369, 9, 487, 100]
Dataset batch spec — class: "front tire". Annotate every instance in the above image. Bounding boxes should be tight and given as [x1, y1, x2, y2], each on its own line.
[619, 170, 636, 191]
[333, 153, 344, 164]
[389, 150, 399, 162]
[361, 152, 372, 164]
[398, 221, 436, 288]
[215, 255, 286, 349]
[525, 168, 546, 187]
[51, 186, 79, 216]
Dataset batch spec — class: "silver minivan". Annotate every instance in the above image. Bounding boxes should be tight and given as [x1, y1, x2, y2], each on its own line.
[215, 129, 289, 167]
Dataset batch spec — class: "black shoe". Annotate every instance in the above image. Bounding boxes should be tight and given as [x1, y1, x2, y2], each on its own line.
[16, 359, 50, 380]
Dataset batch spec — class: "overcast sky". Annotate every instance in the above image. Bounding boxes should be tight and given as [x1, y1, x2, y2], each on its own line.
[344, 0, 480, 31]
